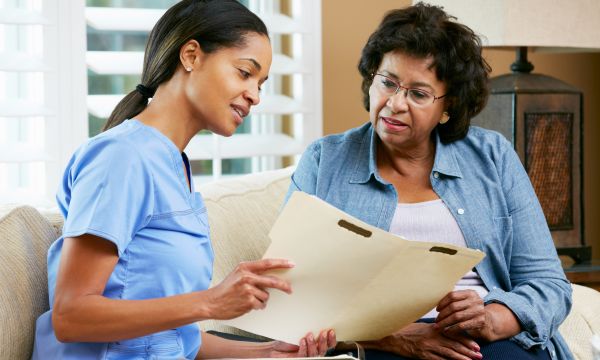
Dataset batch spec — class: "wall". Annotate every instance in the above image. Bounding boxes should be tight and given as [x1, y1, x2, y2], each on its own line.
[322, 1, 600, 258]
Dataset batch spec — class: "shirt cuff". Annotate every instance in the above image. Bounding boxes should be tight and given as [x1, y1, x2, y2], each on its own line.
[484, 288, 549, 348]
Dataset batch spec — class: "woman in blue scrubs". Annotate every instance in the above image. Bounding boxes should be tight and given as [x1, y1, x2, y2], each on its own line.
[31, 1, 335, 359]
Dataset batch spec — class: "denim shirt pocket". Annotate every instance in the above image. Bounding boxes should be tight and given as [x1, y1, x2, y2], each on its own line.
[492, 216, 513, 243]
[492, 215, 513, 271]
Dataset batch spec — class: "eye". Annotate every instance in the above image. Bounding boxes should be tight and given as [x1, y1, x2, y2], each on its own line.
[238, 69, 251, 79]
[381, 78, 397, 89]
[409, 89, 430, 100]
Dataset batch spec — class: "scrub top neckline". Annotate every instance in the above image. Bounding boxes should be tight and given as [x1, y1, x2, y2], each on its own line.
[127, 118, 195, 196]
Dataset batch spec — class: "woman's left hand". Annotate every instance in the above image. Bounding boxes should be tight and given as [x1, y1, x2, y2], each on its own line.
[434, 290, 495, 341]
[267, 329, 336, 358]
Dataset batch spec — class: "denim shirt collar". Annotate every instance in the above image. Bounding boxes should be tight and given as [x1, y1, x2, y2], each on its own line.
[432, 132, 463, 178]
[349, 123, 462, 184]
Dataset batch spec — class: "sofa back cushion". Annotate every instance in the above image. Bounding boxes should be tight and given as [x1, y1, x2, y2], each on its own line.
[198, 167, 293, 336]
[0, 206, 60, 359]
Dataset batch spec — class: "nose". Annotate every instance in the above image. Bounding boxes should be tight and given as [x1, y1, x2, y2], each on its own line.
[386, 88, 409, 112]
[244, 86, 260, 106]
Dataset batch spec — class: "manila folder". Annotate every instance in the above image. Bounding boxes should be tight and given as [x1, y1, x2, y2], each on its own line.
[224, 191, 485, 344]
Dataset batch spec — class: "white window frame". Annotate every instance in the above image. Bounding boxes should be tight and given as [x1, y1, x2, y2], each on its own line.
[0, 0, 87, 207]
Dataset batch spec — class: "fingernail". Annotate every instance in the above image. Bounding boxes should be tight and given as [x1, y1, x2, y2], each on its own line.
[473, 343, 480, 351]
[474, 352, 482, 359]
[287, 260, 296, 267]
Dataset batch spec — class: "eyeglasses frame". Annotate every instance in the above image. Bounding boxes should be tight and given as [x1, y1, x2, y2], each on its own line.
[372, 73, 447, 105]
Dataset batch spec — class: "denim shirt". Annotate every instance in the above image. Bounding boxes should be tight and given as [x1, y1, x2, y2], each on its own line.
[286, 122, 573, 360]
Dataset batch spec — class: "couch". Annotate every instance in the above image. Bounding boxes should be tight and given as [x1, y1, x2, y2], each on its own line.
[1, 167, 599, 359]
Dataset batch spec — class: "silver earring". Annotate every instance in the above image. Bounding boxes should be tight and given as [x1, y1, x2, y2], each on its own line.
[440, 112, 450, 124]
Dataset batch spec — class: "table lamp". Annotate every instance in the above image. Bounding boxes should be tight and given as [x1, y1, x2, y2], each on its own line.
[420, 0, 600, 262]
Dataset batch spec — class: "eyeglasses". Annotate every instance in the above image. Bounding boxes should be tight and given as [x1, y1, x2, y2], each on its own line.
[372, 73, 447, 107]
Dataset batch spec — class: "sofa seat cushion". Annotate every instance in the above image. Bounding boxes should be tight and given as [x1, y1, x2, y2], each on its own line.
[0, 205, 60, 359]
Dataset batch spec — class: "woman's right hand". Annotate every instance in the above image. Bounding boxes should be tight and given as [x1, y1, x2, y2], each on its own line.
[267, 329, 337, 358]
[371, 323, 482, 360]
[205, 259, 295, 320]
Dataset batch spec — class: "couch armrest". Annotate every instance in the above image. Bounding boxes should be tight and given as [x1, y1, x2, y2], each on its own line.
[559, 284, 600, 360]
[0, 206, 59, 358]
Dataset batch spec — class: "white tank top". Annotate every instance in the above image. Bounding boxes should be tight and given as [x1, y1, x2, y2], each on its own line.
[389, 199, 488, 319]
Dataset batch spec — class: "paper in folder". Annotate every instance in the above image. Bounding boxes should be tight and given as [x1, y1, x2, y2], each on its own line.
[224, 191, 485, 344]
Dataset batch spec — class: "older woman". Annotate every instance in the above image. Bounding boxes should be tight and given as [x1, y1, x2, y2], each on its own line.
[287, 3, 572, 360]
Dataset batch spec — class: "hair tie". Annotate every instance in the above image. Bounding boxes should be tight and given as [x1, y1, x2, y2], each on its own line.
[136, 84, 155, 99]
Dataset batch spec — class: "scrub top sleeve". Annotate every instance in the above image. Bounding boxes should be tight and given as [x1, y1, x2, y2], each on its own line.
[62, 137, 154, 256]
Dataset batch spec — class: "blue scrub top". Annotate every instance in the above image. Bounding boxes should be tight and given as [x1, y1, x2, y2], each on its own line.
[32, 119, 214, 359]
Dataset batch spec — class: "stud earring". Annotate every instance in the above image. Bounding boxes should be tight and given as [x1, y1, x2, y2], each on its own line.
[186, 67, 192, 72]
[439, 112, 450, 124]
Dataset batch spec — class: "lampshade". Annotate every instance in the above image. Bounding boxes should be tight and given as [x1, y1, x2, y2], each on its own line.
[419, 0, 600, 52]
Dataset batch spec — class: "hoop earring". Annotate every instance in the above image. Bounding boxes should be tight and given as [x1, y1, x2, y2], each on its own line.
[439, 112, 450, 124]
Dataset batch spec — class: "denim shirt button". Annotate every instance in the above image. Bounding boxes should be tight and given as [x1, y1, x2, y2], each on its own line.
[433, 171, 439, 179]
[457, 208, 465, 215]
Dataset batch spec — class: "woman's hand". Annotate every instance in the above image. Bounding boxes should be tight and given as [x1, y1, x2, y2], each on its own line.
[204, 259, 295, 320]
[434, 290, 490, 339]
[368, 323, 481, 360]
[434, 291, 521, 342]
[267, 330, 336, 358]
[197, 330, 335, 359]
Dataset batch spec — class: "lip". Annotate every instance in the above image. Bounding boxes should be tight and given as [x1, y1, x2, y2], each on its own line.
[231, 104, 249, 126]
[231, 108, 243, 126]
[380, 116, 409, 130]
[231, 104, 249, 118]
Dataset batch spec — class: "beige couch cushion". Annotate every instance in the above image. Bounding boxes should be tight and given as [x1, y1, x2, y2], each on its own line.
[0, 206, 60, 359]
[198, 166, 293, 337]
[560, 284, 600, 360]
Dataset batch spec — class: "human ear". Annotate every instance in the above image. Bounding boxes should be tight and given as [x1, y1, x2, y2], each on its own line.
[179, 39, 204, 72]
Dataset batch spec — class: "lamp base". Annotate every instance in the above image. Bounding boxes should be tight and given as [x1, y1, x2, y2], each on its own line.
[472, 72, 584, 253]
[558, 246, 592, 264]
[510, 46, 535, 73]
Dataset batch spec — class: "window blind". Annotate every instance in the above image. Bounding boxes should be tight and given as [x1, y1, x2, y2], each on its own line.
[85, 0, 323, 182]
[0, 0, 322, 206]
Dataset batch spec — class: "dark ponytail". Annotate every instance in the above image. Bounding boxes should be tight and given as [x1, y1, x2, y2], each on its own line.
[103, 0, 269, 131]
